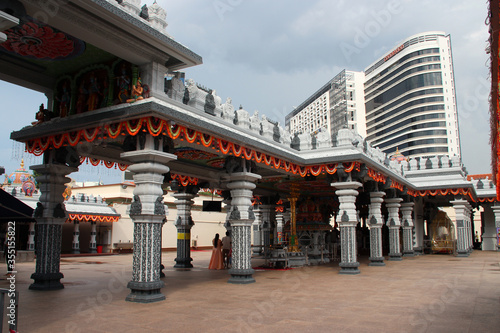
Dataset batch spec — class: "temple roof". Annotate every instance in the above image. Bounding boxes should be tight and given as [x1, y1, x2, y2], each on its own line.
[0, 0, 202, 93]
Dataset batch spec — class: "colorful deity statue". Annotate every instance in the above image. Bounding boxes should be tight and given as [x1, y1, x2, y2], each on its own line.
[87, 73, 101, 111]
[58, 81, 71, 117]
[126, 78, 144, 103]
[117, 65, 130, 103]
[76, 81, 88, 114]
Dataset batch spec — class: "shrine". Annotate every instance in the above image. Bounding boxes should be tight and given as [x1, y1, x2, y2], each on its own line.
[1, 0, 499, 305]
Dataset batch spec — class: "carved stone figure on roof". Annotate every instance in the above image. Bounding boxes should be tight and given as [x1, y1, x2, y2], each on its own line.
[260, 114, 273, 139]
[167, 72, 185, 102]
[212, 90, 222, 109]
[316, 129, 331, 149]
[221, 97, 234, 122]
[234, 106, 250, 129]
[279, 125, 292, 146]
[186, 78, 198, 101]
[204, 89, 216, 115]
[250, 110, 260, 133]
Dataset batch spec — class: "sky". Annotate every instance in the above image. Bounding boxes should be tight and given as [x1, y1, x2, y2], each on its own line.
[0, 0, 492, 183]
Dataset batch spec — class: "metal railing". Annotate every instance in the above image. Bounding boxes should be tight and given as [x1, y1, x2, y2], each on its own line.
[0, 288, 18, 333]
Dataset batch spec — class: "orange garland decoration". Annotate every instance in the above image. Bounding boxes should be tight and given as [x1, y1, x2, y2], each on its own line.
[68, 213, 120, 223]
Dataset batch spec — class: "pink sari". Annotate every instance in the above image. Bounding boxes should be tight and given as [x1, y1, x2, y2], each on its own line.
[208, 239, 224, 270]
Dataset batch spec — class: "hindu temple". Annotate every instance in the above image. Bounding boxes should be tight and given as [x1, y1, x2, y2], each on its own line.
[0, 0, 499, 305]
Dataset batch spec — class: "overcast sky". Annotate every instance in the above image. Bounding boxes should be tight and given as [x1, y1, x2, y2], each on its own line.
[0, 0, 491, 183]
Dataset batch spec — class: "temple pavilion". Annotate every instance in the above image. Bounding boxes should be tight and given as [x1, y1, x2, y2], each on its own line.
[0, 0, 499, 304]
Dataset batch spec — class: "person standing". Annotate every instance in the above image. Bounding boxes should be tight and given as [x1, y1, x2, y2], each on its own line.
[221, 231, 232, 268]
[208, 233, 223, 270]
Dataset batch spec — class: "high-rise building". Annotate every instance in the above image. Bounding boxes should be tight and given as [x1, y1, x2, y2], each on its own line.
[285, 70, 365, 140]
[364, 31, 461, 159]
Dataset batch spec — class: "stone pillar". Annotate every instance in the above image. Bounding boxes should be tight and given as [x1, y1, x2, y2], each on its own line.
[465, 202, 473, 253]
[260, 205, 272, 255]
[451, 199, 469, 257]
[368, 191, 385, 266]
[333, 181, 362, 274]
[400, 202, 415, 257]
[385, 197, 403, 261]
[27, 222, 35, 251]
[121, 135, 174, 303]
[413, 198, 424, 254]
[227, 172, 261, 284]
[89, 221, 97, 253]
[275, 211, 284, 245]
[71, 220, 80, 254]
[223, 196, 232, 233]
[252, 207, 262, 255]
[30, 163, 78, 290]
[173, 191, 197, 268]
[492, 205, 500, 251]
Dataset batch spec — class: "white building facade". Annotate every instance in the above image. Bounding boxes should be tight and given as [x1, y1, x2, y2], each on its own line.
[285, 69, 365, 141]
[364, 31, 461, 160]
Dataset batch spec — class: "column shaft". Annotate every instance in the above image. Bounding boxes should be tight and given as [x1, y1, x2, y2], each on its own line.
[173, 192, 196, 268]
[72, 220, 80, 254]
[451, 199, 470, 257]
[386, 198, 403, 261]
[227, 172, 261, 284]
[334, 181, 362, 274]
[27, 222, 35, 251]
[252, 209, 262, 255]
[121, 138, 174, 303]
[30, 163, 77, 291]
[401, 202, 415, 257]
[89, 221, 97, 253]
[368, 191, 385, 266]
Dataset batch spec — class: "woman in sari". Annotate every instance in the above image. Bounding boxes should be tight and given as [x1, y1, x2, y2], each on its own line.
[208, 233, 224, 270]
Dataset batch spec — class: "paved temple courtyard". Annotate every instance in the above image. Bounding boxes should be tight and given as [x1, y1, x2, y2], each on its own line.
[2, 250, 499, 333]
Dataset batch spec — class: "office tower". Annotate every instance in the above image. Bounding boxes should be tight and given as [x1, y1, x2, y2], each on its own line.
[364, 31, 461, 159]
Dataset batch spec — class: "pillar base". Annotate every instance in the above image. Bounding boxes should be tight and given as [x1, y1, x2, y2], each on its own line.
[174, 258, 193, 269]
[287, 251, 306, 267]
[71, 249, 80, 254]
[368, 257, 385, 266]
[339, 262, 360, 274]
[88, 249, 97, 254]
[29, 272, 64, 291]
[388, 253, 403, 261]
[228, 268, 255, 284]
[126, 281, 165, 303]
[456, 251, 470, 257]
[403, 251, 415, 257]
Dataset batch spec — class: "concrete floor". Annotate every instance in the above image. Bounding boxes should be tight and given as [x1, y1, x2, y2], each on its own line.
[1, 250, 499, 333]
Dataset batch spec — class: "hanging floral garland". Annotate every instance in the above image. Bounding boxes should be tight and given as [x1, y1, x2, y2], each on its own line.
[67, 213, 120, 223]
[171, 174, 199, 186]
[24, 116, 388, 184]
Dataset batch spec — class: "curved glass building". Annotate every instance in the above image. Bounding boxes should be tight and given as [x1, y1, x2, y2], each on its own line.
[364, 31, 461, 160]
